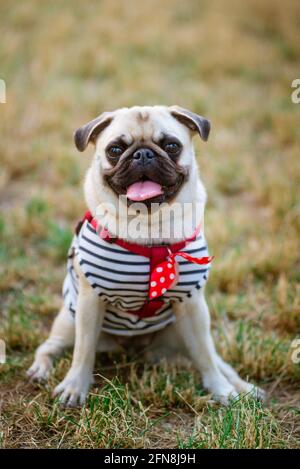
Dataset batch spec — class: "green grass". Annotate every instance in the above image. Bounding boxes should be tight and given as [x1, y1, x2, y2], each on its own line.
[0, 0, 300, 448]
[178, 397, 285, 449]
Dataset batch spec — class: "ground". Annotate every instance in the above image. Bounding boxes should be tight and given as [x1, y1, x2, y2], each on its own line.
[0, 0, 299, 449]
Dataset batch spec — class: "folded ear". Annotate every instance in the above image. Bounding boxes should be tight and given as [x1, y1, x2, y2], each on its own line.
[169, 106, 211, 142]
[74, 112, 114, 151]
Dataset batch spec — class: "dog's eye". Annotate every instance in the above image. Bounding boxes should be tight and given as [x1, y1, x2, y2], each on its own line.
[164, 142, 181, 154]
[107, 145, 123, 158]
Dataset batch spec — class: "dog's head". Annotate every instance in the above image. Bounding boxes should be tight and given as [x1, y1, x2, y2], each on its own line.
[74, 106, 210, 208]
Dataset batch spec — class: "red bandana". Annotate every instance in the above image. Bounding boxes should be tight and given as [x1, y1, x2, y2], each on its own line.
[77, 211, 213, 318]
[148, 250, 213, 299]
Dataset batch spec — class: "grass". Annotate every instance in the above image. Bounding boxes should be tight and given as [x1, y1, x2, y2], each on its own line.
[0, 0, 300, 448]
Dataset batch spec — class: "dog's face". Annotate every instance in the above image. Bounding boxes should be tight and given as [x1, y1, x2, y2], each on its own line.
[75, 106, 210, 207]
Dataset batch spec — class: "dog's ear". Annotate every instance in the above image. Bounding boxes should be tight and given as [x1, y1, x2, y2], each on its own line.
[169, 106, 211, 142]
[74, 112, 114, 152]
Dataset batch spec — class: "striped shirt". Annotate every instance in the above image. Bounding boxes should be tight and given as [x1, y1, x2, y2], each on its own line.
[63, 219, 210, 336]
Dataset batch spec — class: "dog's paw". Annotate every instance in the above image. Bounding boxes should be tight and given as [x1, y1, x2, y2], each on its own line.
[27, 356, 53, 383]
[213, 387, 239, 406]
[244, 384, 266, 402]
[226, 377, 266, 402]
[215, 357, 266, 403]
[53, 370, 92, 407]
[204, 373, 239, 406]
[204, 374, 266, 406]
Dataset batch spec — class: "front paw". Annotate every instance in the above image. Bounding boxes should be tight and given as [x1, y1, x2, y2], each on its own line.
[204, 372, 266, 406]
[27, 355, 53, 383]
[53, 369, 93, 407]
[203, 373, 239, 406]
[244, 384, 266, 402]
[224, 374, 266, 402]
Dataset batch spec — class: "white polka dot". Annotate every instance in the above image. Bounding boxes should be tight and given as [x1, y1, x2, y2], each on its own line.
[161, 288, 166, 294]
[151, 291, 157, 297]
[167, 263, 172, 268]
[150, 281, 157, 287]
[160, 277, 165, 283]
[156, 267, 163, 273]
[170, 273, 175, 280]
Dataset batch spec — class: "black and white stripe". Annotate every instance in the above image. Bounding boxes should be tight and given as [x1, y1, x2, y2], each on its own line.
[62, 220, 210, 336]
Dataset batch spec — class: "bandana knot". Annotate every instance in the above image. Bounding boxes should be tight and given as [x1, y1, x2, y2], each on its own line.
[149, 251, 213, 299]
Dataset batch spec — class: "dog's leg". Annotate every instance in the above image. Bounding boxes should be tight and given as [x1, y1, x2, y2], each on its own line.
[53, 270, 104, 407]
[173, 290, 265, 404]
[173, 290, 239, 405]
[27, 306, 74, 382]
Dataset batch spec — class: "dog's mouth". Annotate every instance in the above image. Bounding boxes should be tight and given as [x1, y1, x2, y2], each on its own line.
[126, 176, 163, 202]
[107, 174, 187, 205]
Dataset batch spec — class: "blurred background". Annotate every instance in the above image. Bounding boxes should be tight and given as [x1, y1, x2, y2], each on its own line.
[0, 0, 299, 449]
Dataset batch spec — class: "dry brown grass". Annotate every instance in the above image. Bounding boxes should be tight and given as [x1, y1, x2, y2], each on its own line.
[0, 0, 299, 448]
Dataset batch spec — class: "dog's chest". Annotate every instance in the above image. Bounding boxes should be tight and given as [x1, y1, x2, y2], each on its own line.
[63, 220, 210, 336]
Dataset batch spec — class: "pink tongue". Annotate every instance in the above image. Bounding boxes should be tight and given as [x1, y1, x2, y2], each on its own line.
[126, 181, 163, 201]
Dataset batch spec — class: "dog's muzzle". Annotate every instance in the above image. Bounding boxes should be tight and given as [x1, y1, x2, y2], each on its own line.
[103, 144, 189, 205]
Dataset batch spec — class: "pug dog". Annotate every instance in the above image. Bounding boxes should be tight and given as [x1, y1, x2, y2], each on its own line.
[27, 106, 264, 407]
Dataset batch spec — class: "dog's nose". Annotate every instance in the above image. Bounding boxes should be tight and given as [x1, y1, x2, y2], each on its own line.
[133, 148, 154, 164]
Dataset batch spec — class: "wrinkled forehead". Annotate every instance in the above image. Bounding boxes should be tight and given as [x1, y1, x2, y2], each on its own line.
[99, 106, 190, 146]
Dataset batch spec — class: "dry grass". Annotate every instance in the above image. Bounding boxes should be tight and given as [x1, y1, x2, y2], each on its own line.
[0, 0, 299, 448]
